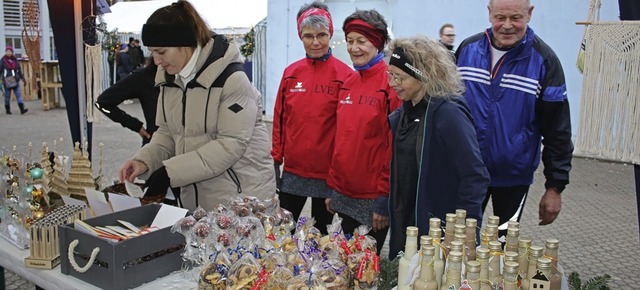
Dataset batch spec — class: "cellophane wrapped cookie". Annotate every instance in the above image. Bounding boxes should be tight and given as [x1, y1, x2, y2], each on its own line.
[260, 252, 294, 290]
[316, 257, 349, 290]
[286, 255, 328, 290]
[198, 251, 231, 290]
[347, 226, 380, 289]
[226, 253, 261, 290]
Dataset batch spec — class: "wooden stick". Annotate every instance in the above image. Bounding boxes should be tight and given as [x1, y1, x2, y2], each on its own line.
[576, 21, 592, 25]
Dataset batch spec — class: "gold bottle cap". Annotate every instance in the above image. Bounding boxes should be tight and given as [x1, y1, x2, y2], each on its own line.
[429, 217, 441, 229]
[406, 226, 419, 236]
[507, 227, 520, 237]
[504, 261, 519, 274]
[450, 241, 464, 253]
[421, 244, 435, 256]
[465, 218, 477, 228]
[529, 245, 544, 259]
[429, 228, 442, 240]
[504, 251, 518, 263]
[448, 250, 463, 262]
[545, 238, 559, 249]
[456, 209, 467, 218]
[445, 213, 457, 223]
[466, 260, 481, 273]
[507, 220, 520, 229]
[454, 224, 467, 235]
[420, 235, 433, 247]
[454, 233, 467, 243]
[518, 238, 532, 248]
[537, 257, 552, 270]
[485, 224, 498, 234]
[488, 241, 502, 252]
[488, 215, 500, 226]
[476, 247, 490, 259]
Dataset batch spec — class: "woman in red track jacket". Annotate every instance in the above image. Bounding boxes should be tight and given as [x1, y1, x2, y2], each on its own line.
[271, 2, 354, 234]
[325, 9, 400, 254]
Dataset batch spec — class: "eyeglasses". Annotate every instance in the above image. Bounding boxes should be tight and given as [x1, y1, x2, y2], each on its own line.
[386, 71, 411, 85]
[443, 34, 456, 37]
[301, 33, 330, 43]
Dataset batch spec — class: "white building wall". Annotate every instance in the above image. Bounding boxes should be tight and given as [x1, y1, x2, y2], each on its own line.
[266, 0, 620, 137]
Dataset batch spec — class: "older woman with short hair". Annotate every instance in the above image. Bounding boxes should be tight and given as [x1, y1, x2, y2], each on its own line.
[272, 1, 354, 234]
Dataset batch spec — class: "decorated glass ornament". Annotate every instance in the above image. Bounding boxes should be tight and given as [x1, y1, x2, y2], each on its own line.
[22, 184, 34, 197]
[29, 166, 44, 180]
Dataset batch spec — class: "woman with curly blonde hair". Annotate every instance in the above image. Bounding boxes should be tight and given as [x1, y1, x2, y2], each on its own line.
[386, 35, 490, 258]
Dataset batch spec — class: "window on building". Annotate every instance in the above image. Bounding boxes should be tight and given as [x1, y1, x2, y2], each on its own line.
[5, 37, 24, 58]
[3, 0, 22, 27]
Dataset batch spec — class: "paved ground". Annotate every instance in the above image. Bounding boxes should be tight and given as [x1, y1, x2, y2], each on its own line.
[2, 99, 639, 289]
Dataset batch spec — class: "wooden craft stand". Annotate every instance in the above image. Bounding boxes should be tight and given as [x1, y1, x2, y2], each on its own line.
[40, 61, 63, 110]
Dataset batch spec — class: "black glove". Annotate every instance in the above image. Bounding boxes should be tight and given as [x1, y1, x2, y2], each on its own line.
[144, 166, 171, 197]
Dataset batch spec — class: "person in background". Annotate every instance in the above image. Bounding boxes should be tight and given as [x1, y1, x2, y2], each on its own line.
[386, 35, 489, 258]
[455, 0, 573, 238]
[1, 46, 28, 114]
[119, 0, 275, 211]
[127, 37, 142, 69]
[95, 60, 159, 146]
[271, 1, 354, 234]
[325, 9, 400, 254]
[116, 43, 134, 82]
[438, 23, 456, 54]
[134, 39, 146, 67]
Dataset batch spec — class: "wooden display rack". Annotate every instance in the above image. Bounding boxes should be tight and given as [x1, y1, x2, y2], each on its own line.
[40, 61, 63, 110]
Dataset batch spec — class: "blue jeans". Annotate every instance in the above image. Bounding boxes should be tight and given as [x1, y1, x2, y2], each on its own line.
[4, 85, 23, 106]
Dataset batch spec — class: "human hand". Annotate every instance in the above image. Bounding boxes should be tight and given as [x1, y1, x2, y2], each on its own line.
[138, 127, 151, 140]
[119, 159, 148, 183]
[372, 213, 389, 232]
[325, 198, 335, 214]
[539, 188, 562, 225]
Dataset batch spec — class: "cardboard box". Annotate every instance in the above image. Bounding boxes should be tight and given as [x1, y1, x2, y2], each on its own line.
[59, 204, 186, 290]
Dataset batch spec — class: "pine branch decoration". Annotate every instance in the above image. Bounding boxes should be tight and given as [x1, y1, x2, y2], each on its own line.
[568, 271, 611, 290]
[240, 26, 255, 57]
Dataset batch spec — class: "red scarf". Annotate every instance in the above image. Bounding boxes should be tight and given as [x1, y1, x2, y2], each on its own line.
[3, 56, 17, 71]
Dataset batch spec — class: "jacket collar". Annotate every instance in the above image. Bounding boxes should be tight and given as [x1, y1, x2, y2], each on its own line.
[477, 26, 535, 59]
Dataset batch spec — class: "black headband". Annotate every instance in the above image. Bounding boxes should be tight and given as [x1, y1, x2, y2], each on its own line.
[141, 24, 197, 47]
[389, 47, 425, 81]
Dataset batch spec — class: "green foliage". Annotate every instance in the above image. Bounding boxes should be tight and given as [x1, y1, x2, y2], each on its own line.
[379, 256, 400, 290]
[96, 15, 121, 64]
[240, 26, 255, 58]
[568, 272, 612, 290]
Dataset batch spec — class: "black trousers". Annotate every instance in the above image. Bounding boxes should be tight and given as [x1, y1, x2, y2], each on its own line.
[482, 185, 529, 239]
[278, 191, 333, 235]
[337, 212, 388, 255]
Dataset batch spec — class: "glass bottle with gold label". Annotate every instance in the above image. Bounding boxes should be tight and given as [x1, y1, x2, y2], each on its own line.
[488, 241, 503, 287]
[465, 218, 477, 261]
[476, 247, 492, 290]
[503, 261, 519, 290]
[443, 213, 457, 247]
[399, 226, 420, 290]
[522, 245, 544, 290]
[517, 238, 531, 280]
[441, 251, 463, 290]
[414, 245, 438, 290]
[465, 260, 481, 290]
[545, 239, 561, 290]
[429, 228, 444, 289]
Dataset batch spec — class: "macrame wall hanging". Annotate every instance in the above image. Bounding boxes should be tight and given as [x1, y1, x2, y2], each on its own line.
[574, 1, 640, 164]
[82, 0, 103, 123]
[21, 0, 41, 91]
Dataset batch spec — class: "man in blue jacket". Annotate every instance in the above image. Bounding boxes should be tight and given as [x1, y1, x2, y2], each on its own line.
[455, 0, 573, 237]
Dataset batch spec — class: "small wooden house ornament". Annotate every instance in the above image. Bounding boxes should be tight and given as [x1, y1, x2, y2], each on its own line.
[529, 270, 551, 289]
